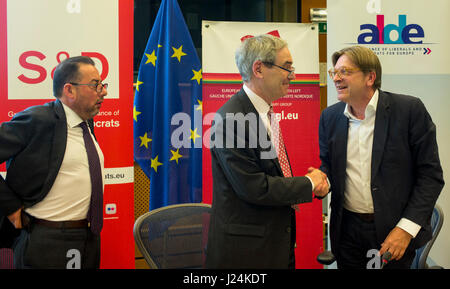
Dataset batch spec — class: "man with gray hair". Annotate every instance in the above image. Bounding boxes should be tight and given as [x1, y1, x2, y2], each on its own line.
[205, 34, 328, 269]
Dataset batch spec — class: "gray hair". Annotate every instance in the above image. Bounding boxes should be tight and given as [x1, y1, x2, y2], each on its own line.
[235, 34, 288, 82]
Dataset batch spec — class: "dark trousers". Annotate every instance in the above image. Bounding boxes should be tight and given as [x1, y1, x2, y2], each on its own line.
[13, 222, 100, 269]
[288, 211, 296, 269]
[336, 209, 415, 269]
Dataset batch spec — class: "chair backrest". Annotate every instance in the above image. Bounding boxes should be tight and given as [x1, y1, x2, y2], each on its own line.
[0, 248, 14, 269]
[133, 203, 212, 269]
[411, 204, 444, 269]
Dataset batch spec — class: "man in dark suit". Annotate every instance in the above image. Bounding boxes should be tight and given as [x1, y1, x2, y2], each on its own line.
[0, 56, 107, 268]
[205, 34, 329, 269]
[319, 46, 444, 269]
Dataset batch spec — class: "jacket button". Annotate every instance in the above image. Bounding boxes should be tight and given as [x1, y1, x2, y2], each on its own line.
[286, 227, 291, 233]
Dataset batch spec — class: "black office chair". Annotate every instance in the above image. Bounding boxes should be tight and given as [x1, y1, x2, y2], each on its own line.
[317, 205, 444, 269]
[133, 203, 212, 269]
[0, 248, 14, 269]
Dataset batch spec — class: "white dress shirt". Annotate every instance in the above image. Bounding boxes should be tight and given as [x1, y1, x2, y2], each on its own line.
[243, 84, 273, 138]
[26, 103, 105, 221]
[343, 90, 420, 238]
[243, 84, 314, 190]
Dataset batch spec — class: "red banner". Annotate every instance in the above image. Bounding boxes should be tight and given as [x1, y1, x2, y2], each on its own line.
[202, 72, 323, 268]
[0, 0, 134, 269]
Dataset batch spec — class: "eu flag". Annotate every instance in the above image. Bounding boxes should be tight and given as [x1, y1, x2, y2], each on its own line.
[133, 0, 202, 210]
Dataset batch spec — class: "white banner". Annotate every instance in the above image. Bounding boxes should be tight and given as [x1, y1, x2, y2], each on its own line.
[327, 0, 450, 268]
[327, 0, 450, 76]
[202, 21, 319, 74]
[1, 0, 135, 269]
[201, 21, 323, 269]
[6, 0, 119, 100]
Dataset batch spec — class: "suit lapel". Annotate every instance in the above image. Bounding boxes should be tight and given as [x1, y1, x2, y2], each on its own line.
[371, 90, 390, 182]
[334, 110, 349, 193]
[237, 90, 283, 176]
[41, 99, 67, 194]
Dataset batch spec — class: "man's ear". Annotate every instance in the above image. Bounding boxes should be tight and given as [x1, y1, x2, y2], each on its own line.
[252, 60, 264, 79]
[62, 83, 76, 103]
[366, 71, 376, 87]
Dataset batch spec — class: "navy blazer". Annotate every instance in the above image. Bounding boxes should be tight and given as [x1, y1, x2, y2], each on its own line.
[319, 90, 444, 255]
[205, 88, 313, 269]
[0, 99, 95, 246]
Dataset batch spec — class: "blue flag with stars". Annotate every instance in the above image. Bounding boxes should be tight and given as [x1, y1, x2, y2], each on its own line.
[134, 0, 202, 210]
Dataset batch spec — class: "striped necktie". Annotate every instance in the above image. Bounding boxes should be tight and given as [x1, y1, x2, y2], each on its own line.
[268, 106, 292, 177]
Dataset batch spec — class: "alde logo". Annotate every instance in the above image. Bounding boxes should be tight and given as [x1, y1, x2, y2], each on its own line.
[358, 15, 425, 44]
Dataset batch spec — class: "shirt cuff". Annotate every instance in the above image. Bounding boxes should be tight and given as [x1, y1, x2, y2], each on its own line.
[305, 176, 314, 191]
[397, 218, 421, 238]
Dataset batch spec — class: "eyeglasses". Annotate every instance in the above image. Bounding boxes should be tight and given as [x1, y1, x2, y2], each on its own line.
[328, 67, 360, 79]
[69, 81, 108, 93]
[263, 62, 295, 78]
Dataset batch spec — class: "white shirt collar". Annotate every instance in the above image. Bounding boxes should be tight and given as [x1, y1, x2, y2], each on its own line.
[243, 84, 271, 115]
[344, 89, 379, 120]
[61, 102, 84, 128]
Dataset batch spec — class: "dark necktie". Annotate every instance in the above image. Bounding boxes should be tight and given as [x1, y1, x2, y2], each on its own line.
[268, 106, 292, 177]
[80, 121, 103, 234]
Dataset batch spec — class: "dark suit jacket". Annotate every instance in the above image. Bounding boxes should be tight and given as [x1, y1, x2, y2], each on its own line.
[205, 88, 313, 269]
[319, 90, 444, 255]
[0, 99, 95, 247]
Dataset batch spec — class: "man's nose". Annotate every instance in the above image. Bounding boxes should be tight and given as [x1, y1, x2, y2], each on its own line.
[99, 87, 107, 97]
[333, 72, 342, 82]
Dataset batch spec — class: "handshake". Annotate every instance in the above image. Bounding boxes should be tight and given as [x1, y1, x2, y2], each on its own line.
[305, 167, 329, 198]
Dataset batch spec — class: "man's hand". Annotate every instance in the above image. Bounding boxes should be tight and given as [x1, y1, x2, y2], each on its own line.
[306, 167, 329, 197]
[7, 208, 23, 229]
[379, 226, 413, 261]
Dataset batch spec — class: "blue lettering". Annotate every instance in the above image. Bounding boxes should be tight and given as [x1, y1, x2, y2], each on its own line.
[358, 24, 380, 44]
[358, 14, 425, 44]
[402, 24, 424, 44]
[384, 15, 406, 44]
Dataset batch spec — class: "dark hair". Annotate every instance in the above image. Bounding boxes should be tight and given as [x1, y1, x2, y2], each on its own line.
[53, 56, 95, 98]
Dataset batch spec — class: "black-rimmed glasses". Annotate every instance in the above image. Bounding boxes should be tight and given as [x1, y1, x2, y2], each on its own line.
[70, 81, 108, 93]
[263, 62, 295, 78]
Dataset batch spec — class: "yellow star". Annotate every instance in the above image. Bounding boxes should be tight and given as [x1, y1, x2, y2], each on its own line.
[190, 128, 201, 144]
[170, 148, 183, 164]
[151, 155, 163, 172]
[135, 80, 144, 92]
[139, 132, 152, 149]
[171, 45, 187, 62]
[195, 99, 203, 112]
[133, 106, 141, 122]
[191, 69, 202, 84]
[145, 50, 157, 66]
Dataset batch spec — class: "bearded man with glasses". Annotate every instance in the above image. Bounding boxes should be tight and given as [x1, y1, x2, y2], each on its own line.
[0, 56, 107, 269]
